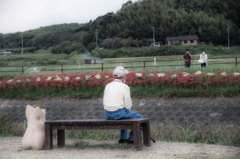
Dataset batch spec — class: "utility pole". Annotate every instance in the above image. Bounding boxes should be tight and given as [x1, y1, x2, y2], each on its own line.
[151, 26, 155, 45]
[21, 32, 23, 54]
[2, 34, 4, 49]
[227, 24, 231, 49]
[95, 29, 99, 49]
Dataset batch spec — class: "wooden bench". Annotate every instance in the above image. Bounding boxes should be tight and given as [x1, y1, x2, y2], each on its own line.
[45, 118, 151, 151]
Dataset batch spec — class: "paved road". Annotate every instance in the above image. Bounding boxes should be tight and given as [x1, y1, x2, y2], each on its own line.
[81, 52, 106, 64]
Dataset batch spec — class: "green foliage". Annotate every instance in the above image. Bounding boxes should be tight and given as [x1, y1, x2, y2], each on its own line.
[51, 41, 86, 54]
[153, 121, 240, 147]
[0, 73, 18, 80]
[91, 45, 240, 58]
[174, 41, 181, 46]
[0, 115, 25, 137]
[0, 23, 84, 49]
[0, 52, 70, 66]
[81, 0, 240, 46]
[66, 121, 240, 147]
[91, 46, 186, 58]
[4, 47, 38, 54]
[0, 87, 105, 99]
[0, 83, 239, 99]
[1, 0, 239, 52]
[0, 115, 9, 136]
[86, 42, 96, 51]
[1, 115, 239, 147]
[100, 37, 139, 49]
[67, 129, 118, 141]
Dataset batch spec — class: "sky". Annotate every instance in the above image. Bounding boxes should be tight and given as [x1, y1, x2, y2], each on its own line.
[0, 0, 138, 34]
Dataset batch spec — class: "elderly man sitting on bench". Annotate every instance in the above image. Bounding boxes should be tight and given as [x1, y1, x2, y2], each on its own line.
[103, 66, 143, 144]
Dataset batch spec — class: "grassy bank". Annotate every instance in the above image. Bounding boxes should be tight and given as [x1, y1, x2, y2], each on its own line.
[0, 51, 86, 67]
[70, 121, 240, 147]
[1, 115, 239, 147]
[0, 84, 239, 99]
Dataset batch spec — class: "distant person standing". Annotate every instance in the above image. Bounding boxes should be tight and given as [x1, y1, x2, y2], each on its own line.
[199, 49, 208, 68]
[183, 49, 192, 68]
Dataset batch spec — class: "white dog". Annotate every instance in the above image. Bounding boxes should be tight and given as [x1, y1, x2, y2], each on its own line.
[22, 105, 46, 150]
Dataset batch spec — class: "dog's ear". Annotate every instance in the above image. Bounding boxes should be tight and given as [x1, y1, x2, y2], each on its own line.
[41, 109, 46, 116]
[26, 105, 34, 120]
[34, 107, 45, 121]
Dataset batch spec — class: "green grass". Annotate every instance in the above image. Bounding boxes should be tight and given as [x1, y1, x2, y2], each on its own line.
[0, 50, 86, 67]
[1, 58, 238, 77]
[66, 121, 240, 147]
[131, 85, 239, 98]
[152, 121, 240, 147]
[0, 45, 239, 76]
[0, 115, 26, 137]
[65, 122, 240, 147]
[0, 52, 68, 66]
[101, 56, 237, 66]
[1, 115, 239, 147]
[91, 45, 240, 59]
[0, 83, 239, 99]
[0, 87, 103, 99]
[68, 53, 86, 61]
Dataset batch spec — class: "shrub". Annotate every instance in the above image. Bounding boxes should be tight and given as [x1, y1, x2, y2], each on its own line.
[91, 45, 240, 58]
[52, 41, 86, 54]
[100, 37, 139, 49]
[87, 42, 97, 51]
[91, 46, 185, 58]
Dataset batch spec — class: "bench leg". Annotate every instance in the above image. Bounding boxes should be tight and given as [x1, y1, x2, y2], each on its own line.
[133, 122, 142, 151]
[142, 121, 151, 146]
[57, 130, 65, 148]
[45, 123, 53, 150]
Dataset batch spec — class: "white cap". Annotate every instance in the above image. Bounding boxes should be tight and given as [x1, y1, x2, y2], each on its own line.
[113, 66, 129, 78]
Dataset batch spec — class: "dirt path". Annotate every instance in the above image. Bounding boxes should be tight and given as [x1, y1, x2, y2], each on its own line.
[0, 137, 239, 159]
[81, 52, 106, 64]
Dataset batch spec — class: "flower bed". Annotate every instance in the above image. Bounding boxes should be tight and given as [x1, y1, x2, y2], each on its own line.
[0, 71, 240, 90]
[0, 71, 239, 99]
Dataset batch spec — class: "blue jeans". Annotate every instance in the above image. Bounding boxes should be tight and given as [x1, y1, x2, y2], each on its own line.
[201, 63, 206, 67]
[104, 108, 143, 141]
[185, 63, 191, 68]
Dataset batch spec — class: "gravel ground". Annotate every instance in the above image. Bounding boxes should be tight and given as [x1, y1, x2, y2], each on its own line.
[0, 137, 240, 159]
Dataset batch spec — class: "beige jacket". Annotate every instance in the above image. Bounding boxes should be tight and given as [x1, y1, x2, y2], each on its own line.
[103, 79, 132, 111]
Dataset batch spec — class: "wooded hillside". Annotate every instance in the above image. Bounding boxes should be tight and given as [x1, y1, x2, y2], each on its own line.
[0, 0, 239, 53]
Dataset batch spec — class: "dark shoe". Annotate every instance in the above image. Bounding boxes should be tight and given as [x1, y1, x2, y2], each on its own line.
[118, 139, 128, 144]
[127, 139, 134, 144]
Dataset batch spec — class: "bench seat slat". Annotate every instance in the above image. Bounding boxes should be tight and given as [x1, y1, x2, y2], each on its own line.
[45, 118, 149, 125]
[52, 125, 132, 130]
